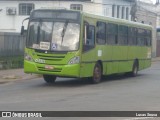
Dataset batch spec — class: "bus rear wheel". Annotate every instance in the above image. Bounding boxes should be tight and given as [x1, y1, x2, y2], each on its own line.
[43, 75, 56, 83]
[130, 62, 139, 77]
[92, 62, 102, 84]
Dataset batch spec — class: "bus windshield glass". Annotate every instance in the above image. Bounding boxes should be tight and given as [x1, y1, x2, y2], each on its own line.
[27, 20, 80, 51]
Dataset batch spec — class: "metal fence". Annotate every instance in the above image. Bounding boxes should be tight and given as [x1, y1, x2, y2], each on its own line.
[0, 32, 25, 57]
[0, 32, 26, 69]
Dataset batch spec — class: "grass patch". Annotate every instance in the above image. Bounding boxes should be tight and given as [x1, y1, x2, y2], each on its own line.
[0, 56, 24, 70]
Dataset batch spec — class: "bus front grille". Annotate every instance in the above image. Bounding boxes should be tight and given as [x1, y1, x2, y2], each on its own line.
[37, 54, 65, 61]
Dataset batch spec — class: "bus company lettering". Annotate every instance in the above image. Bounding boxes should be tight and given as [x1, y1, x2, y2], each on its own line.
[35, 59, 45, 64]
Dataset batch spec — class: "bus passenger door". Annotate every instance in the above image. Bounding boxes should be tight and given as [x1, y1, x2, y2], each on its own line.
[80, 22, 96, 77]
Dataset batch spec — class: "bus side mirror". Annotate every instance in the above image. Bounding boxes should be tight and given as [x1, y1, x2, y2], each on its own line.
[20, 17, 29, 35]
[21, 26, 24, 35]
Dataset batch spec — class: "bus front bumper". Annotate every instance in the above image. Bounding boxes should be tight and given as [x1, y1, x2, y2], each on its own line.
[24, 60, 80, 77]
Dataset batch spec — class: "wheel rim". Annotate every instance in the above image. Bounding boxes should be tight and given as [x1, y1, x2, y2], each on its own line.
[93, 64, 101, 82]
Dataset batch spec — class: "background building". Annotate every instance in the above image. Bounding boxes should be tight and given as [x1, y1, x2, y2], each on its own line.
[155, 2, 160, 57]
[0, 0, 90, 32]
[0, 0, 135, 33]
[136, 1, 157, 57]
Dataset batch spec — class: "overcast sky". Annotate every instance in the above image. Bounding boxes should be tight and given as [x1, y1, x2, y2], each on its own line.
[151, 0, 156, 3]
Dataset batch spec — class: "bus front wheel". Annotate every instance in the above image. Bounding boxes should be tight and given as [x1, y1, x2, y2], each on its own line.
[92, 62, 102, 84]
[43, 75, 56, 83]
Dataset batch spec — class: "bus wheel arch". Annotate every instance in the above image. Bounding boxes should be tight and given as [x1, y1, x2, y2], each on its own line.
[97, 60, 103, 74]
[92, 60, 103, 84]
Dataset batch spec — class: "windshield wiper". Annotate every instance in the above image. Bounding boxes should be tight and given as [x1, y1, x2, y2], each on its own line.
[61, 21, 68, 45]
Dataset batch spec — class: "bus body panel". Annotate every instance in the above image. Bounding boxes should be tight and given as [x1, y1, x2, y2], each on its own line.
[24, 60, 80, 77]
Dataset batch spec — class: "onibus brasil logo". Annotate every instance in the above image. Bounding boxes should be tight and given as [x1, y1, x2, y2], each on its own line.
[1, 112, 42, 118]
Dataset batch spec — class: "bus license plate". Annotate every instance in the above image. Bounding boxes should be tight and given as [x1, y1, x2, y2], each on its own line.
[45, 65, 54, 70]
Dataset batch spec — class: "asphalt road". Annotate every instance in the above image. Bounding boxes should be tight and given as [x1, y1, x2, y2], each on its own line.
[0, 61, 160, 120]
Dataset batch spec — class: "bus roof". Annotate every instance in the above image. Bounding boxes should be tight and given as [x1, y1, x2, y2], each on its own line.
[81, 11, 152, 30]
[30, 9, 152, 30]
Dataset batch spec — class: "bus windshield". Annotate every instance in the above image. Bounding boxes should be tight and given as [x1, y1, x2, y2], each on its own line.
[27, 20, 80, 51]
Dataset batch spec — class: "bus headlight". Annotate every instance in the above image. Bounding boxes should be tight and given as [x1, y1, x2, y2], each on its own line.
[68, 56, 80, 64]
[24, 53, 33, 62]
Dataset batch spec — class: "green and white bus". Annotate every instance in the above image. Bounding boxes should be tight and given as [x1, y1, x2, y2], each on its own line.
[22, 9, 152, 84]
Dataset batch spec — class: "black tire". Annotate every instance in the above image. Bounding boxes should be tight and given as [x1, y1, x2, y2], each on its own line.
[131, 62, 138, 77]
[43, 75, 56, 83]
[92, 62, 102, 84]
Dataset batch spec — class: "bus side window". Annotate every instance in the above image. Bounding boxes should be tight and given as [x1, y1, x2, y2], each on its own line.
[128, 27, 137, 46]
[107, 23, 118, 45]
[96, 21, 106, 44]
[118, 25, 128, 45]
[146, 30, 151, 46]
[83, 23, 95, 51]
[86, 26, 95, 46]
[137, 28, 146, 46]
